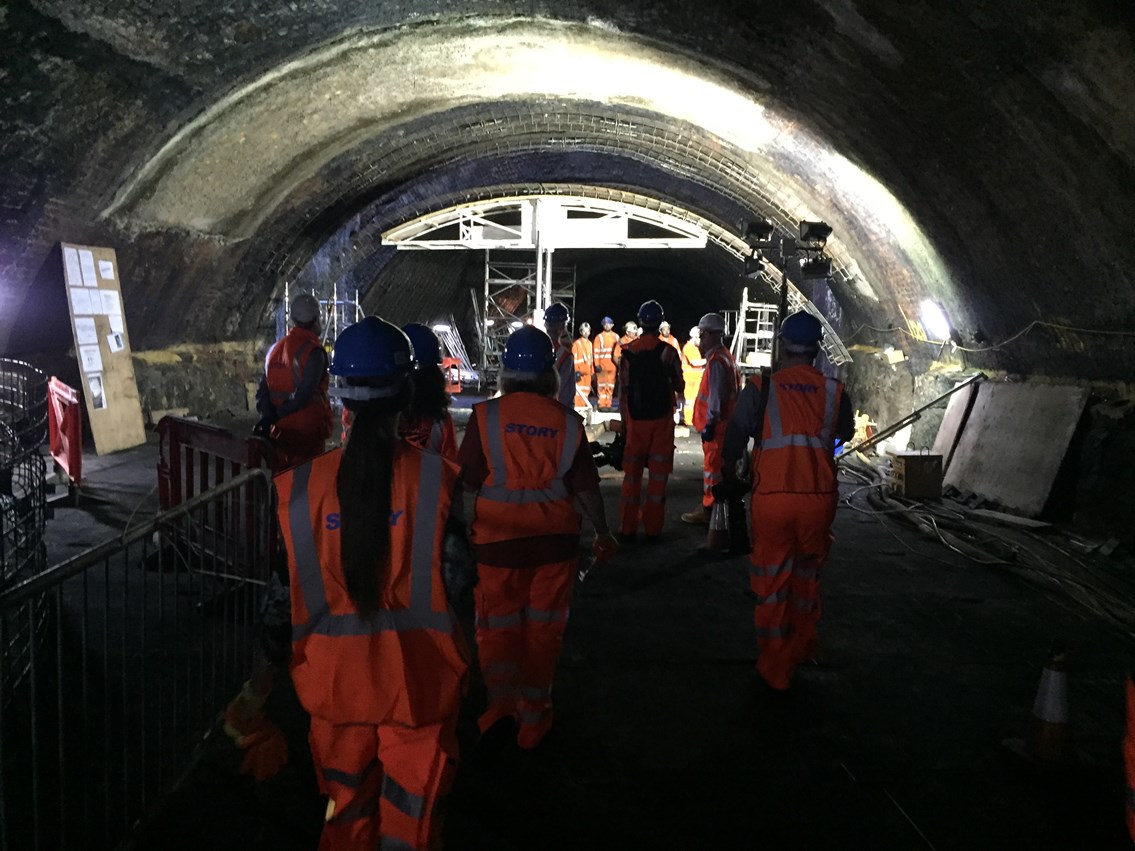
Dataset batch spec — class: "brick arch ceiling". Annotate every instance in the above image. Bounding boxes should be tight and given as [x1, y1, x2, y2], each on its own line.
[2, 6, 1132, 379]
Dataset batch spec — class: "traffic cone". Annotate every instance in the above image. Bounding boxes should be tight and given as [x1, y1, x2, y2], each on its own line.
[1003, 652, 1074, 766]
[705, 501, 730, 554]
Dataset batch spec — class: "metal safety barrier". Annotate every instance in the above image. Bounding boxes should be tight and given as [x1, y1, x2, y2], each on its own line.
[0, 468, 274, 851]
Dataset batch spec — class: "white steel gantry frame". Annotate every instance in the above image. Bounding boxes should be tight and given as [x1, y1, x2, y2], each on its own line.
[382, 189, 853, 381]
[383, 195, 710, 383]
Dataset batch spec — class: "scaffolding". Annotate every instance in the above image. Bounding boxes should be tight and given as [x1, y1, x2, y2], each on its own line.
[477, 250, 576, 386]
[282, 281, 362, 349]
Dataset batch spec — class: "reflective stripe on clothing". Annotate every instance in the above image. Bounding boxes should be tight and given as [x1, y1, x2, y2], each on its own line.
[750, 365, 845, 496]
[693, 346, 740, 432]
[382, 775, 425, 819]
[478, 398, 579, 505]
[288, 457, 452, 641]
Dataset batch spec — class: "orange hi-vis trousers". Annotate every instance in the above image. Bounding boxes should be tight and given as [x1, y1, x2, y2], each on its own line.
[308, 715, 459, 851]
[595, 359, 617, 408]
[749, 492, 836, 690]
[701, 431, 726, 508]
[474, 559, 575, 749]
[620, 416, 675, 536]
[682, 374, 701, 426]
[1126, 673, 1135, 841]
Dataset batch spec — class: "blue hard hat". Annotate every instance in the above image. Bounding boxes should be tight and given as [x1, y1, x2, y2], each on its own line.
[544, 302, 570, 324]
[779, 311, 824, 347]
[637, 300, 664, 326]
[601, 316, 614, 325]
[402, 323, 441, 367]
[330, 316, 415, 378]
[502, 326, 555, 374]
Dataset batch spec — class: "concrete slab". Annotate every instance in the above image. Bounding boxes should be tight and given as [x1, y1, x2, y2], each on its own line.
[944, 382, 1090, 516]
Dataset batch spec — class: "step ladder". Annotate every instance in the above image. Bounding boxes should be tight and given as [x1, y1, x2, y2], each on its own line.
[730, 287, 778, 373]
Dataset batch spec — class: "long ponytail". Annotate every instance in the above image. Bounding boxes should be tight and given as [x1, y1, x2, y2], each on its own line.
[336, 385, 408, 615]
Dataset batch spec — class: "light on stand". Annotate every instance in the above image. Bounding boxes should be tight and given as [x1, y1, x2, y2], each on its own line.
[919, 300, 952, 341]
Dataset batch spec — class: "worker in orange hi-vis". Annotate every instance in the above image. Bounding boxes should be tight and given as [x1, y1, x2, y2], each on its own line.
[571, 322, 596, 409]
[398, 323, 459, 461]
[619, 320, 638, 351]
[681, 326, 706, 427]
[543, 302, 576, 410]
[721, 311, 853, 693]
[255, 292, 333, 471]
[459, 325, 618, 750]
[593, 316, 620, 411]
[682, 313, 741, 526]
[617, 300, 685, 542]
[658, 321, 681, 352]
[269, 317, 473, 850]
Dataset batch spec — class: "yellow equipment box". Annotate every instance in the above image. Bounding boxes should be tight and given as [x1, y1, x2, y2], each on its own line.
[892, 452, 943, 499]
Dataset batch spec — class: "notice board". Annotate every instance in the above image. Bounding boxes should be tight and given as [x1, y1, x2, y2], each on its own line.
[61, 243, 146, 454]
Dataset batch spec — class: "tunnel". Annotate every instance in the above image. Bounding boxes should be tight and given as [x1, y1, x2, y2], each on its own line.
[2, 1, 1134, 849]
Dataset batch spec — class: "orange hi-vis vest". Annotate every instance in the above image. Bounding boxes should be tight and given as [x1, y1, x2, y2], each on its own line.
[693, 346, 740, 432]
[265, 326, 333, 439]
[471, 393, 583, 546]
[276, 446, 467, 726]
[553, 342, 575, 407]
[749, 364, 843, 496]
[572, 337, 594, 376]
[659, 333, 680, 351]
[400, 413, 458, 462]
[594, 330, 619, 362]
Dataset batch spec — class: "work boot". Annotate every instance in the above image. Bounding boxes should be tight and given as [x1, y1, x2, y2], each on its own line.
[681, 506, 711, 525]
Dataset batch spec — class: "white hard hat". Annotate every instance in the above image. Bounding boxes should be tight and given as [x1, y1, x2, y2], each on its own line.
[689, 326, 700, 337]
[291, 292, 320, 324]
[698, 313, 725, 333]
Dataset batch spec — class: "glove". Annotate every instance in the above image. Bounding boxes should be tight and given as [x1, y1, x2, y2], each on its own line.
[575, 371, 583, 382]
[223, 681, 288, 782]
[592, 532, 619, 562]
[701, 424, 716, 442]
[595, 364, 604, 374]
[253, 416, 276, 437]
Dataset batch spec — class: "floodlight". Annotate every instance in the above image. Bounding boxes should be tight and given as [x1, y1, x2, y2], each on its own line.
[510, 321, 523, 329]
[800, 257, 832, 279]
[799, 221, 833, 245]
[744, 219, 775, 247]
[919, 300, 951, 341]
[432, 323, 451, 333]
[485, 319, 495, 327]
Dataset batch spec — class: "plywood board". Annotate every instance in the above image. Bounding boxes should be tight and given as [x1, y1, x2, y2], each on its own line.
[61, 243, 146, 454]
[943, 382, 1088, 516]
[932, 380, 979, 474]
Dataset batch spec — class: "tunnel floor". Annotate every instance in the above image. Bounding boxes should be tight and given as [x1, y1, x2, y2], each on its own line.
[49, 426, 1133, 850]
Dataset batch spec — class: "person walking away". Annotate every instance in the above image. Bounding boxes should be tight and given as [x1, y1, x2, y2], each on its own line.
[256, 292, 333, 470]
[271, 316, 472, 849]
[543, 302, 576, 409]
[617, 300, 684, 542]
[682, 313, 741, 525]
[593, 316, 620, 411]
[399, 323, 459, 461]
[458, 325, 617, 749]
[721, 311, 852, 692]
[572, 322, 596, 409]
[681, 327, 706, 427]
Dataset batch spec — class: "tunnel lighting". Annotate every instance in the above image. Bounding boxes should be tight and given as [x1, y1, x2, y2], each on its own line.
[744, 219, 775, 247]
[799, 221, 833, 245]
[800, 257, 833, 279]
[919, 300, 952, 341]
[432, 323, 451, 333]
[485, 319, 495, 327]
[510, 321, 523, 329]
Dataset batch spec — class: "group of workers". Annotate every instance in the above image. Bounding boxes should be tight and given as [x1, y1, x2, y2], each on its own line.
[563, 314, 706, 422]
[245, 291, 850, 849]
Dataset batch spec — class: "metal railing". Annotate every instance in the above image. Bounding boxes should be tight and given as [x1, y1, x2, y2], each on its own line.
[0, 468, 274, 851]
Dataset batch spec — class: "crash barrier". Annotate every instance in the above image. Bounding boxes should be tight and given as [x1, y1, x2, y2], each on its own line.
[157, 415, 279, 569]
[0, 468, 274, 851]
[1, 359, 49, 704]
[46, 377, 82, 486]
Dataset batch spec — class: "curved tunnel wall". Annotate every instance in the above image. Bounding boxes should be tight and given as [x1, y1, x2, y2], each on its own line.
[1, 4, 1133, 386]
